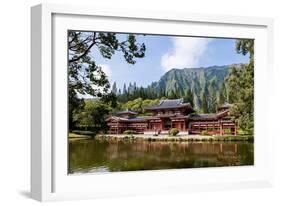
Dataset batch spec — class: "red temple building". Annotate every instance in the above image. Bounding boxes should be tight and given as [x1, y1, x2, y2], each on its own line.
[106, 99, 237, 135]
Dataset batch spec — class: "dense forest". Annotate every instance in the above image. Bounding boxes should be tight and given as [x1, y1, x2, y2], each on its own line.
[68, 31, 254, 135]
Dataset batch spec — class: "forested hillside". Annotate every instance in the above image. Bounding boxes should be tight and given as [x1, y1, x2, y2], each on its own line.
[114, 64, 242, 113]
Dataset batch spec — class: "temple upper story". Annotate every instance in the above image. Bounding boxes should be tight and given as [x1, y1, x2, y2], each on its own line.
[144, 99, 194, 117]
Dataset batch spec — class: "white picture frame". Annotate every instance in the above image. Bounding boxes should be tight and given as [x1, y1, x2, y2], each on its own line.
[31, 3, 274, 202]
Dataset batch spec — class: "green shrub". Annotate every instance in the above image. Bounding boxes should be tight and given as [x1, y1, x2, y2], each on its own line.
[224, 128, 231, 134]
[123, 130, 136, 135]
[72, 130, 95, 135]
[247, 136, 254, 142]
[169, 128, 179, 136]
[123, 136, 129, 140]
[201, 130, 209, 136]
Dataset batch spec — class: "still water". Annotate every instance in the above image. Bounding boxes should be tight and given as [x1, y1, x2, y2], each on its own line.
[69, 139, 254, 174]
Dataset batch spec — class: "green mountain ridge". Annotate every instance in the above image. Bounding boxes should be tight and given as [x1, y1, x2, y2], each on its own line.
[113, 64, 243, 112]
[151, 65, 236, 95]
[146, 64, 242, 111]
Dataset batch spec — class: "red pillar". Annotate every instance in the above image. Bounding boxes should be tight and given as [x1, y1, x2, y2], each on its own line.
[220, 121, 223, 136]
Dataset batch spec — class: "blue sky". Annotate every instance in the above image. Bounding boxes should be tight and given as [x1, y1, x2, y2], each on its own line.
[91, 34, 250, 90]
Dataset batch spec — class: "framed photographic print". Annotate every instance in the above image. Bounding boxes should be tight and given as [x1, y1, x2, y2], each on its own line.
[31, 3, 274, 201]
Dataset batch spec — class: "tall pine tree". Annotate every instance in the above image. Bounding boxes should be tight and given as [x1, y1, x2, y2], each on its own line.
[111, 82, 117, 94]
[201, 89, 208, 113]
[123, 83, 127, 94]
[183, 88, 194, 106]
[208, 78, 218, 113]
[218, 82, 227, 105]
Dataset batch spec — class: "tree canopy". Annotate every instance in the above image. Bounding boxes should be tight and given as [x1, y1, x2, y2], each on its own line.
[68, 31, 146, 129]
[68, 31, 146, 98]
[226, 39, 254, 134]
[72, 100, 111, 132]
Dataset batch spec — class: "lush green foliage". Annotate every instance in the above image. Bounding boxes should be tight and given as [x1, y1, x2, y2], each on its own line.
[72, 100, 111, 133]
[226, 40, 254, 134]
[72, 130, 96, 135]
[123, 130, 137, 135]
[218, 82, 227, 105]
[68, 31, 146, 130]
[169, 128, 179, 136]
[201, 130, 209, 136]
[121, 98, 160, 114]
[116, 83, 158, 103]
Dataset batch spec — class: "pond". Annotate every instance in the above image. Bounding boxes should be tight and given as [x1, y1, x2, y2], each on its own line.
[68, 139, 254, 174]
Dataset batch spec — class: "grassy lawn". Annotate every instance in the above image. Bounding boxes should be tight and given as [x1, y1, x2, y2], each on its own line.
[212, 135, 253, 142]
[68, 130, 96, 141]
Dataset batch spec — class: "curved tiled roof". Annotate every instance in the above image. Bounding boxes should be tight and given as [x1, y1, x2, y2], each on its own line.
[116, 109, 138, 115]
[144, 98, 193, 110]
[159, 98, 183, 106]
[190, 113, 217, 120]
[189, 110, 229, 120]
[106, 116, 147, 122]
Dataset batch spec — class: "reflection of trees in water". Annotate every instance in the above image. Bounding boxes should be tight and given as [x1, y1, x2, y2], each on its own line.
[69, 140, 254, 173]
[217, 144, 238, 166]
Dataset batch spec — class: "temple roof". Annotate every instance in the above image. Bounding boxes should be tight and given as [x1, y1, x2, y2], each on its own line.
[144, 99, 193, 110]
[159, 99, 183, 107]
[116, 109, 138, 115]
[106, 116, 147, 122]
[189, 110, 229, 120]
[190, 113, 217, 120]
[127, 117, 147, 122]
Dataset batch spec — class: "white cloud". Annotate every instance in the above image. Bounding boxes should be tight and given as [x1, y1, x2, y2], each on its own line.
[161, 37, 212, 71]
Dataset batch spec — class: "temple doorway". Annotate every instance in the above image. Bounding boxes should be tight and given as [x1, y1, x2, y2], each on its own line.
[162, 118, 172, 130]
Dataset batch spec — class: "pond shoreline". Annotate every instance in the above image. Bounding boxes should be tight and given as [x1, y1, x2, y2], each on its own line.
[97, 134, 253, 142]
[69, 132, 253, 142]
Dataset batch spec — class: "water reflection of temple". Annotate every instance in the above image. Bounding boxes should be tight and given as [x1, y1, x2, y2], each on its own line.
[106, 99, 237, 135]
[105, 141, 239, 166]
